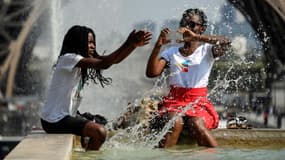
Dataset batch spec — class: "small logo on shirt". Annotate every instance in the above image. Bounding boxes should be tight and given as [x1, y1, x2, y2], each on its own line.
[175, 60, 190, 72]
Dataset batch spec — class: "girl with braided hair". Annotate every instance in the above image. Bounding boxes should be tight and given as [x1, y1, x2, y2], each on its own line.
[40, 25, 152, 150]
[146, 8, 231, 148]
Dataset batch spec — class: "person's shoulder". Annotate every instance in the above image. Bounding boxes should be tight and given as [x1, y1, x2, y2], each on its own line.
[168, 46, 179, 51]
[200, 43, 213, 53]
[62, 53, 81, 57]
[58, 53, 84, 65]
[163, 46, 179, 53]
[201, 43, 215, 59]
[56, 53, 84, 70]
[202, 43, 213, 48]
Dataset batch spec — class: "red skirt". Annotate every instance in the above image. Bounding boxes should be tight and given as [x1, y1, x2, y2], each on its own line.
[160, 86, 219, 129]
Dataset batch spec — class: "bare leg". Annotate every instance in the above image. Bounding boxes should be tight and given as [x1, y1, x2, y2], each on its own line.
[187, 117, 218, 147]
[162, 112, 184, 148]
[82, 121, 107, 150]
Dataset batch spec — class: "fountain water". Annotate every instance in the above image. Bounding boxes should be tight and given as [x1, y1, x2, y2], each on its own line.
[45, 0, 285, 159]
[50, 0, 63, 63]
[47, 0, 233, 119]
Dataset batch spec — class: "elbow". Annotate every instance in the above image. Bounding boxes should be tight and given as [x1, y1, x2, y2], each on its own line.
[146, 70, 160, 78]
[112, 60, 121, 64]
[146, 73, 155, 78]
[99, 58, 114, 69]
[101, 64, 112, 69]
[98, 61, 112, 69]
[223, 38, 231, 45]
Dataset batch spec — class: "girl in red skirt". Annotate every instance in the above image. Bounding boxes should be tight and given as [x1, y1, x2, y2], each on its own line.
[146, 8, 231, 148]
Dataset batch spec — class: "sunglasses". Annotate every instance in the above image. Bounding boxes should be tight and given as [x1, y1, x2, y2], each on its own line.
[185, 21, 204, 29]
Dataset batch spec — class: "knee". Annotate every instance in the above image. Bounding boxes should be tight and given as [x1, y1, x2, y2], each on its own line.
[175, 116, 184, 125]
[84, 122, 107, 142]
[192, 118, 207, 132]
[96, 125, 107, 142]
[172, 116, 184, 132]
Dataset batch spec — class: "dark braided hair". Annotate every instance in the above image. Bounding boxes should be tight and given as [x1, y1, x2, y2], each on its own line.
[179, 8, 208, 30]
[59, 25, 112, 88]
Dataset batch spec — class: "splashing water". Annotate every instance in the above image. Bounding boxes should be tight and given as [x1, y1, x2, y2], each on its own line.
[46, 0, 271, 153]
[50, 0, 63, 63]
[101, 35, 267, 149]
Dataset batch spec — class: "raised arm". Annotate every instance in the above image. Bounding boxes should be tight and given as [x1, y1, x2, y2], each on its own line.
[178, 27, 231, 57]
[146, 28, 170, 78]
[105, 30, 152, 64]
[77, 30, 152, 69]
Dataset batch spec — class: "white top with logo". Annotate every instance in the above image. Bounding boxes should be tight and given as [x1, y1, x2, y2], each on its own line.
[160, 43, 215, 88]
[40, 53, 83, 122]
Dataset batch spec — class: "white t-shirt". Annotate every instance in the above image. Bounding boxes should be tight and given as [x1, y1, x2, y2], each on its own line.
[40, 53, 84, 123]
[160, 43, 215, 88]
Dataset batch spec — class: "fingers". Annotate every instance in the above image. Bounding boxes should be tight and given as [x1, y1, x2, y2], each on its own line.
[144, 32, 152, 41]
[130, 30, 152, 46]
[165, 39, 171, 43]
[135, 30, 145, 37]
[161, 28, 170, 36]
[177, 27, 196, 43]
[143, 33, 152, 45]
[176, 39, 184, 43]
[139, 30, 152, 43]
[177, 27, 191, 34]
[135, 30, 151, 38]
[130, 29, 136, 34]
[176, 37, 192, 43]
[157, 28, 171, 46]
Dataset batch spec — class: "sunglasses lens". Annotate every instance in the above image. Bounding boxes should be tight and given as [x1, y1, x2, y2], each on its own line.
[188, 21, 196, 28]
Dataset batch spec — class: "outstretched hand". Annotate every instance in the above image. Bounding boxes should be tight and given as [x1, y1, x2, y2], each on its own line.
[178, 27, 231, 46]
[177, 27, 198, 43]
[126, 30, 152, 47]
